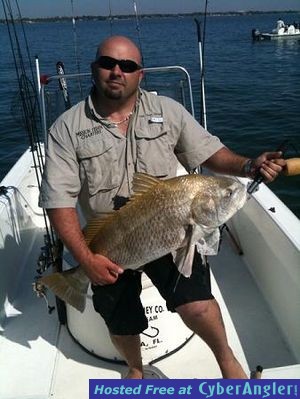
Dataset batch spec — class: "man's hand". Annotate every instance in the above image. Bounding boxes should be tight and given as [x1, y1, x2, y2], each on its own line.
[82, 253, 124, 286]
[253, 151, 287, 183]
[46, 208, 124, 286]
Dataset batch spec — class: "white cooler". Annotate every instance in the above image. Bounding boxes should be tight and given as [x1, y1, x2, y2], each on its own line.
[65, 266, 193, 364]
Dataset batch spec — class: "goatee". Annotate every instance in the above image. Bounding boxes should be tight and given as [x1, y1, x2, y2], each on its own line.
[104, 88, 123, 100]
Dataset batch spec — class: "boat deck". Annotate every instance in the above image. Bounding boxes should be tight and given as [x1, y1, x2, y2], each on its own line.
[0, 150, 299, 399]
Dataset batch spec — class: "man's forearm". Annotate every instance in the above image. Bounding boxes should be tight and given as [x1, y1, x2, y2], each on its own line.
[203, 147, 285, 182]
[203, 147, 249, 177]
[47, 208, 93, 267]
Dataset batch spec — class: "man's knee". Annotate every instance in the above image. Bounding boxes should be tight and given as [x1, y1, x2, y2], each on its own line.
[176, 299, 215, 320]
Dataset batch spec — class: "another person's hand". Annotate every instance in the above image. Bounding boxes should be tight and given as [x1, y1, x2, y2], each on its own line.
[252, 151, 286, 183]
[82, 253, 124, 286]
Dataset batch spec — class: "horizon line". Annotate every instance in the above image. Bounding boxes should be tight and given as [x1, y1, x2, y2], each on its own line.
[1, 9, 299, 21]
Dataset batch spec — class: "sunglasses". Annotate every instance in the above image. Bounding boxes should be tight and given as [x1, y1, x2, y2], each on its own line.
[96, 56, 142, 73]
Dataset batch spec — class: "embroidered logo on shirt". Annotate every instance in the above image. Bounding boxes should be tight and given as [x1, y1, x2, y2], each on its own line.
[76, 126, 103, 140]
[149, 116, 164, 123]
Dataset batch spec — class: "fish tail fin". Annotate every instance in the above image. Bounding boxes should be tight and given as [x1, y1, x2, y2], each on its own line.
[38, 266, 89, 313]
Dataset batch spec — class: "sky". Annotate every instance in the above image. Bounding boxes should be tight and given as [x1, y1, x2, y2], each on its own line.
[1, 0, 300, 19]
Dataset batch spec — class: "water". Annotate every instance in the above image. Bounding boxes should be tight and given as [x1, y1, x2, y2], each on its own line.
[0, 12, 299, 217]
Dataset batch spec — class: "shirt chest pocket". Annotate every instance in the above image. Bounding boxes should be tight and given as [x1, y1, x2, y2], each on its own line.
[135, 122, 171, 177]
[77, 137, 119, 196]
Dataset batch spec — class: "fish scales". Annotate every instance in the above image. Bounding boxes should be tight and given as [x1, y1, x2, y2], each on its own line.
[38, 173, 247, 312]
[89, 175, 201, 268]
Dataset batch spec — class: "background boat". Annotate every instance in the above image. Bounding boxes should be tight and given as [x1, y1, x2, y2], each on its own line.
[252, 19, 300, 40]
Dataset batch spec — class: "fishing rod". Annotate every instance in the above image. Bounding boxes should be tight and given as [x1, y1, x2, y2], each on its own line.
[2, 1, 52, 197]
[217, 140, 300, 258]
[2, 1, 62, 312]
[56, 61, 72, 110]
[133, 1, 144, 65]
[2, 0, 45, 192]
[247, 139, 300, 194]
[193, 1, 209, 177]
[133, 0, 148, 88]
[194, 0, 208, 129]
[194, 18, 207, 130]
[108, 0, 113, 35]
[70, 0, 83, 97]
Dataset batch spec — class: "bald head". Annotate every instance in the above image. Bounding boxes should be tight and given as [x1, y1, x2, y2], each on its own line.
[91, 35, 144, 104]
[96, 36, 142, 66]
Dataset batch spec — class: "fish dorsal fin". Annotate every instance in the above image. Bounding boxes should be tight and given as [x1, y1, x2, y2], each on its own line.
[83, 214, 113, 246]
[132, 173, 162, 194]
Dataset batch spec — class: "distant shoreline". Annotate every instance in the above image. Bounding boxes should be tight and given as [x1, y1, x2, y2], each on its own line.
[1, 10, 299, 24]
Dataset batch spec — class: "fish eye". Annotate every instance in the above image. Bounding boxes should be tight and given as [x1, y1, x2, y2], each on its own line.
[225, 189, 233, 198]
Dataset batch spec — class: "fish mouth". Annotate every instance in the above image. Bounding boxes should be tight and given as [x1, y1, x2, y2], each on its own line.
[235, 185, 247, 208]
[215, 184, 247, 226]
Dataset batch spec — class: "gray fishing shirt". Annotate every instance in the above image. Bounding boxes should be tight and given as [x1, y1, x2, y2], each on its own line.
[39, 88, 224, 219]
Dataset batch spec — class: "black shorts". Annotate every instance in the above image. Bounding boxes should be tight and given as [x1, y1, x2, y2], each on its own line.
[91, 251, 214, 335]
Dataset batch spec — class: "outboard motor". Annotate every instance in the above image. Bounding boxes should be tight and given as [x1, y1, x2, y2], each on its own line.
[252, 28, 261, 41]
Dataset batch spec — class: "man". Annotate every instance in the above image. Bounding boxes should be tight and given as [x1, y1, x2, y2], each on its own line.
[276, 18, 285, 32]
[39, 36, 285, 379]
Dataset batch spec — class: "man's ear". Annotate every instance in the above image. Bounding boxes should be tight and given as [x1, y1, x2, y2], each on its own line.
[138, 69, 144, 84]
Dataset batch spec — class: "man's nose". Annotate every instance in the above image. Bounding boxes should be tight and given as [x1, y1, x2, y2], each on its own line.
[110, 63, 123, 75]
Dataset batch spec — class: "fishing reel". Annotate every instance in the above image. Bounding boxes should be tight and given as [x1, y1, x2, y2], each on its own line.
[36, 234, 62, 275]
[247, 139, 300, 194]
[32, 280, 55, 314]
[37, 237, 51, 272]
[33, 234, 62, 314]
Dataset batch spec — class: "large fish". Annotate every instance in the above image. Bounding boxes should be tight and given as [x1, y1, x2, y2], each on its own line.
[39, 173, 246, 312]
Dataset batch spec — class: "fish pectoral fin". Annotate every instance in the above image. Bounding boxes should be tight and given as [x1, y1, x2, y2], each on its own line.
[173, 244, 196, 278]
[196, 228, 220, 256]
[173, 224, 197, 278]
[38, 266, 89, 313]
[132, 173, 162, 194]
